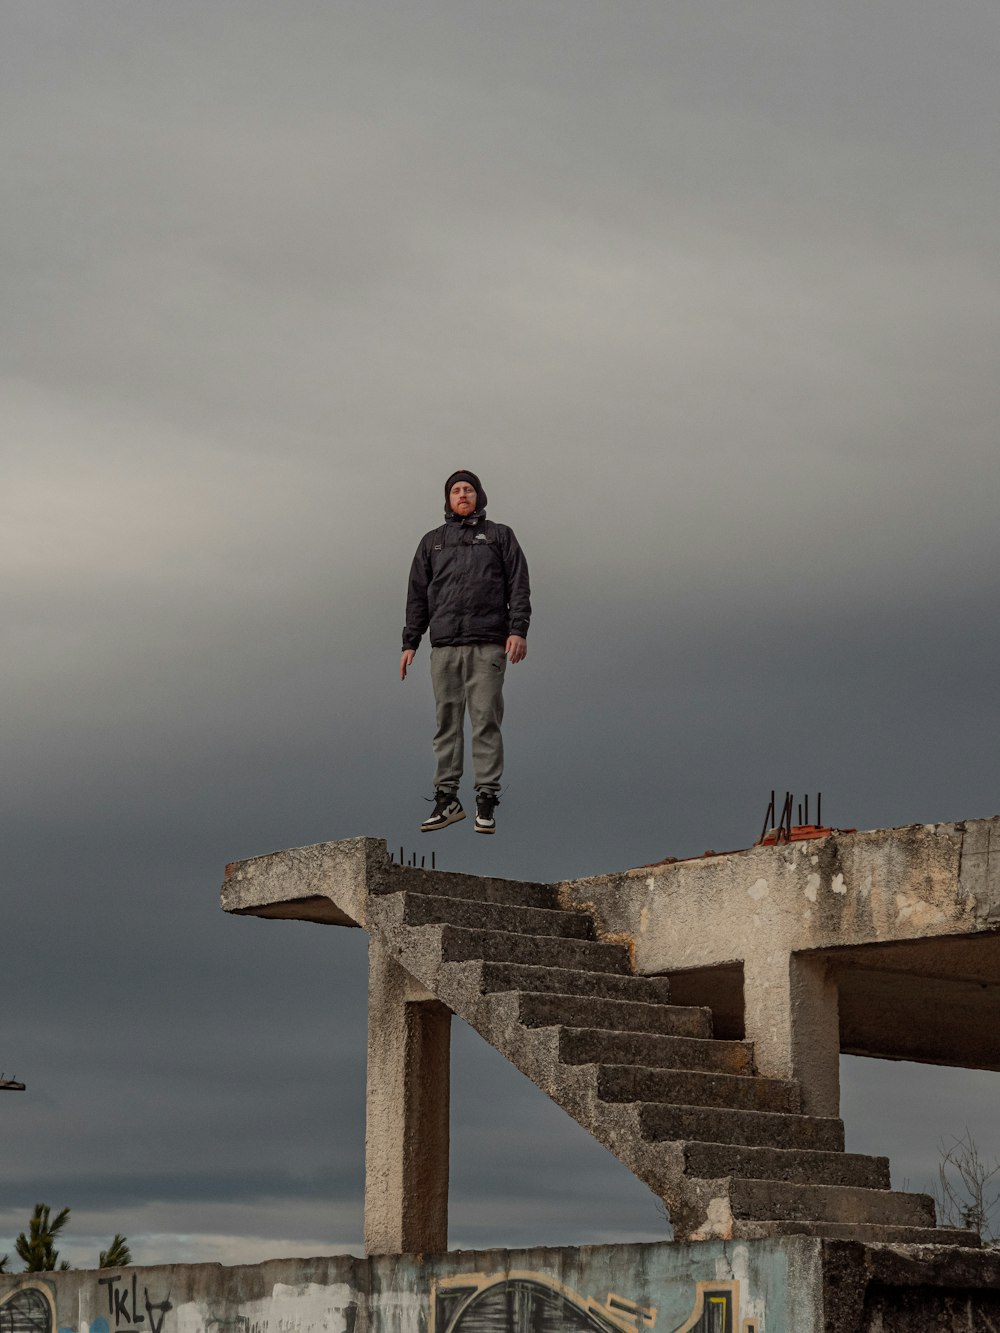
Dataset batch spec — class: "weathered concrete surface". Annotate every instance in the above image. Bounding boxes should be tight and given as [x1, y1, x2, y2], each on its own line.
[561, 816, 1000, 1112]
[221, 842, 555, 930]
[4, 1238, 1000, 1333]
[222, 837, 386, 927]
[364, 938, 450, 1255]
[820, 1240, 1000, 1330]
[220, 821, 997, 1250]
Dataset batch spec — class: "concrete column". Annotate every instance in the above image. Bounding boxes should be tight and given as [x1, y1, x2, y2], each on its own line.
[743, 951, 840, 1117]
[364, 937, 451, 1254]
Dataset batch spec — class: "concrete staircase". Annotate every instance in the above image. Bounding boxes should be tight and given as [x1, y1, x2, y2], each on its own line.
[367, 861, 977, 1245]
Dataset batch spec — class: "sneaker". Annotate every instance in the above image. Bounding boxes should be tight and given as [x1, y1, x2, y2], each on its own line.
[421, 790, 465, 832]
[475, 790, 499, 835]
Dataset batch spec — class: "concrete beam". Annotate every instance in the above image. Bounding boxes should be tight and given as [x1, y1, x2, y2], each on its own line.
[562, 818, 1000, 972]
[364, 938, 451, 1255]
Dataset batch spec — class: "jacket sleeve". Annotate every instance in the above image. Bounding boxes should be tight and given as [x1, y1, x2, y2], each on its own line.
[501, 526, 531, 638]
[402, 536, 433, 650]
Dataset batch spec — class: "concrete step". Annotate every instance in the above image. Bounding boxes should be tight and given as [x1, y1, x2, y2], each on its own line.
[375, 866, 558, 909]
[731, 1219, 980, 1246]
[478, 962, 673, 1004]
[679, 1140, 889, 1189]
[559, 1027, 754, 1076]
[518, 993, 712, 1039]
[598, 1065, 800, 1114]
[729, 1178, 936, 1228]
[640, 1102, 845, 1152]
[438, 926, 632, 974]
[403, 893, 592, 939]
[363, 857, 966, 1244]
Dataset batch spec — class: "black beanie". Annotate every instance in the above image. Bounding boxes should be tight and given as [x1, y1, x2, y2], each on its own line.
[444, 469, 487, 510]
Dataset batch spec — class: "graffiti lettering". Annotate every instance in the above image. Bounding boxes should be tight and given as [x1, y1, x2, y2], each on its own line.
[433, 1274, 657, 1333]
[144, 1293, 171, 1333]
[432, 1273, 749, 1333]
[96, 1277, 171, 1333]
[0, 1287, 55, 1333]
[98, 1275, 140, 1326]
[112, 1288, 133, 1326]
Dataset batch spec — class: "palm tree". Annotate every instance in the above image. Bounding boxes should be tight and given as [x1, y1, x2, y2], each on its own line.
[15, 1204, 71, 1272]
[99, 1235, 132, 1268]
[5, 1205, 132, 1271]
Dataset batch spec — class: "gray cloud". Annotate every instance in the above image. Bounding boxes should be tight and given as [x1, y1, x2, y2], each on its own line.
[2, 0, 999, 1263]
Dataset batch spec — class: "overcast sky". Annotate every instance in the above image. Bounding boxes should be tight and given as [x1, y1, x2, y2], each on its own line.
[3, 0, 999, 1268]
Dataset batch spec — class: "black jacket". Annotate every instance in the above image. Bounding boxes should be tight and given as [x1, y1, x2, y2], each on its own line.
[403, 512, 531, 650]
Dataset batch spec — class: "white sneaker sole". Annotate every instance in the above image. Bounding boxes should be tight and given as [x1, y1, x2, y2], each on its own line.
[421, 809, 466, 832]
[474, 819, 496, 835]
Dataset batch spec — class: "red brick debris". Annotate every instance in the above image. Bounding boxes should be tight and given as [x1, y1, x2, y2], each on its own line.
[633, 824, 856, 872]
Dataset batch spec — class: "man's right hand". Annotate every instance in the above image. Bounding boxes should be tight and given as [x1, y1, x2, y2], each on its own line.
[400, 649, 415, 681]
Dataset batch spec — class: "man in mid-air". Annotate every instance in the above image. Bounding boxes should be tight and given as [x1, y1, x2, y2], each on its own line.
[401, 469, 531, 835]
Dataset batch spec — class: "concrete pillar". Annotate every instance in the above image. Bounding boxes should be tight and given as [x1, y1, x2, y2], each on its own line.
[743, 951, 840, 1117]
[364, 937, 451, 1254]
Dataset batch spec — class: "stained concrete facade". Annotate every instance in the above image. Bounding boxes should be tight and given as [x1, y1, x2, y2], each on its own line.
[221, 816, 998, 1253]
[364, 938, 451, 1255]
[4, 1239, 1000, 1333]
[560, 816, 1000, 1116]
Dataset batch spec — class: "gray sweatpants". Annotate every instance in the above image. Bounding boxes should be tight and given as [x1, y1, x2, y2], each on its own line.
[430, 643, 506, 795]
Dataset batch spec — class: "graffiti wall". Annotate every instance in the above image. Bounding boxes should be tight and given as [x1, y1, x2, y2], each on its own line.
[431, 1272, 752, 1333]
[0, 1240, 814, 1333]
[5, 1237, 999, 1331]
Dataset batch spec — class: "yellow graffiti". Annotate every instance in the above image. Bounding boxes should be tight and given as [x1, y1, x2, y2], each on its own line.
[432, 1271, 748, 1333]
[668, 1281, 739, 1333]
[432, 1271, 657, 1333]
[604, 1294, 657, 1332]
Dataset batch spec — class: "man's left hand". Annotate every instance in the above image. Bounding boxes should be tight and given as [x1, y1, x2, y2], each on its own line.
[506, 634, 527, 664]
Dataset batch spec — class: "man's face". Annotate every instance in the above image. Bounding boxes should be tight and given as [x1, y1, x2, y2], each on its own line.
[449, 481, 477, 516]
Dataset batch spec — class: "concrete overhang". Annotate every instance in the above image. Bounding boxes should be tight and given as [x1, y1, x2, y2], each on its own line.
[221, 836, 389, 929]
[832, 932, 1000, 1068]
